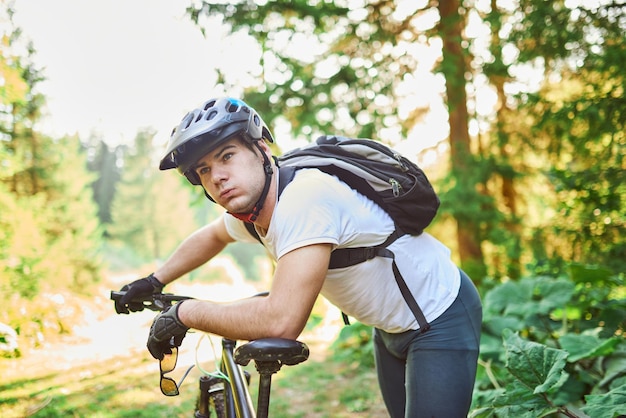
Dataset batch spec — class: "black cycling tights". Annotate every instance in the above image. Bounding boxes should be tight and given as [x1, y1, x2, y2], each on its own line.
[374, 270, 482, 418]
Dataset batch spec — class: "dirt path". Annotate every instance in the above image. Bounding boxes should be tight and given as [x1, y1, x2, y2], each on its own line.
[2, 277, 342, 382]
[1, 277, 387, 418]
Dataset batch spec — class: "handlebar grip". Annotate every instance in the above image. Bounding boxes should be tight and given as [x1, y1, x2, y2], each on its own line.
[110, 290, 126, 301]
[110, 290, 194, 312]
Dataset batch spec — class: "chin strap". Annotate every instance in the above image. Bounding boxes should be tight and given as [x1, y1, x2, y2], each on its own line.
[227, 142, 274, 223]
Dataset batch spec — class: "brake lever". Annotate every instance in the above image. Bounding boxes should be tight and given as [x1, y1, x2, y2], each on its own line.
[110, 291, 193, 312]
[152, 298, 172, 311]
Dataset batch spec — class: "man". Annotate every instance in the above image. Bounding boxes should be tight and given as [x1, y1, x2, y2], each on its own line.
[115, 97, 482, 417]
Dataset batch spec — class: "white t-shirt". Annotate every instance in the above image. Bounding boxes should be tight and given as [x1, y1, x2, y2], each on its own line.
[224, 169, 460, 333]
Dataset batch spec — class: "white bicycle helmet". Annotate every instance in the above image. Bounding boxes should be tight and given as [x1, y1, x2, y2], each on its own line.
[159, 97, 275, 222]
[159, 97, 274, 185]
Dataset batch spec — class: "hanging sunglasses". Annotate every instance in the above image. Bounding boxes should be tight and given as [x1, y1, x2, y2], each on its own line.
[159, 346, 194, 396]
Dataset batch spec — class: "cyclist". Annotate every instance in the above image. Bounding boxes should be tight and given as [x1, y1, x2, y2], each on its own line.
[114, 97, 482, 417]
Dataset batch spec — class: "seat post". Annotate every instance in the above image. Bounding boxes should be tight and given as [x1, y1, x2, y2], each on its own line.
[234, 338, 309, 418]
[254, 360, 282, 418]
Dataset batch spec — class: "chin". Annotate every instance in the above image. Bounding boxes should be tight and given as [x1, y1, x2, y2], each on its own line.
[225, 200, 254, 214]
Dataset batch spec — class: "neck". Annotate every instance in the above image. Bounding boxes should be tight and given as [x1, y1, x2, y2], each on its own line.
[228, 162, 277, 230]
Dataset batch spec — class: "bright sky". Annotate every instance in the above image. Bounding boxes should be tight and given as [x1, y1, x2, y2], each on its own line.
[11, 0, 454, 159]
[13, 0, 225, 146]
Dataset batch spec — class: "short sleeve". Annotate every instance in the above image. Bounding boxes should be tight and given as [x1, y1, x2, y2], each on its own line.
[223, 214, 262, 243]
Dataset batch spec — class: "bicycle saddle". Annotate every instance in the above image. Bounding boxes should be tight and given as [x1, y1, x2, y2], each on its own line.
[234, 338, 309, 366]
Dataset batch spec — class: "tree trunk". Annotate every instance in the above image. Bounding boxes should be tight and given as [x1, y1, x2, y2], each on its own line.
[437, 0, 486, 280]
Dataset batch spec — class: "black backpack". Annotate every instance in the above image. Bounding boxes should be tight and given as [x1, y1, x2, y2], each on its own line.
[246, 135, 440, 332]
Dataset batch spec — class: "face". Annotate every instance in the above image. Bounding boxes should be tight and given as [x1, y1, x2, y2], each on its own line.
[193, 138, 269, 214]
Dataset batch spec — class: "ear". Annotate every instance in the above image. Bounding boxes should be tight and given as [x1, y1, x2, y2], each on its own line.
[255, 140, 273, 159]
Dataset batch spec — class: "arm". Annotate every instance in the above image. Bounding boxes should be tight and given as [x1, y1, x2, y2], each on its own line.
[177, 242, 332, 341]
[155, 215, 234, 285]
[114, 216, 234, 314]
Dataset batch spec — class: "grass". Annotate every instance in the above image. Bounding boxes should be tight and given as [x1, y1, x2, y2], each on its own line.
[261, 354, 386, 417]
[1, 335, 386, 418]
[1, 278, 386, 417]
[0, 352, 195, 417]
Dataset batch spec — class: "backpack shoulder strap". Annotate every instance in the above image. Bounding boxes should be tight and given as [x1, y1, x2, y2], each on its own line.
[330, 230, 431, 333]
[244, 222, 261, 243]
[278, 165, 298, 194]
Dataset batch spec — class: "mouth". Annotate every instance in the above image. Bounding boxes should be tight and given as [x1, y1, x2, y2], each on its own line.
[220, 188, 235, 199]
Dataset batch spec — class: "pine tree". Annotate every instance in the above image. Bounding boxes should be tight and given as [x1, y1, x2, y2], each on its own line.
[109, 129, 199, 263]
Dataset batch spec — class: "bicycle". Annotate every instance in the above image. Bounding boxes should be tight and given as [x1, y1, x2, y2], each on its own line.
[110, 290, 309, 418]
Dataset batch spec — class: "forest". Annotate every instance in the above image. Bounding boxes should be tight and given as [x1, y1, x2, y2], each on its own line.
[1, 0, 624, 416]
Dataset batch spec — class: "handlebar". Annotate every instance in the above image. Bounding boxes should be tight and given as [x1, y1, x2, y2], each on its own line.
[110, 290, 194, 312]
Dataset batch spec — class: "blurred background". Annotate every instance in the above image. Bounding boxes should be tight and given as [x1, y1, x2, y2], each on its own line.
[1, 0, 624, 417]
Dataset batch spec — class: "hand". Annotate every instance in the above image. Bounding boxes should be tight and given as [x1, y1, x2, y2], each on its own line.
[114, 273, 165, 314]
[147, 301, 190, 360]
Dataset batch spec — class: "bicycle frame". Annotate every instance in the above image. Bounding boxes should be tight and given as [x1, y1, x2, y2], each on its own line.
[219, 338, 255, 418]
[196, 336, 309, 418]
[110, 291, 308, 418]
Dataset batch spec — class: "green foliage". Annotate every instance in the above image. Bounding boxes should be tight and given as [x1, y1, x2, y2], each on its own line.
[330, 322, 375, 370]
[108, 130, 199, 262]
[501, 0, 626, 275]
[85, 136, 122, 226]
[0, 11, 103, 350]
[474, 267, 626, 417]
[188, 1, 432, 141]
[0, 133, 103, 345]
[1, 353, 196, 417]
[0, 133, 102, 296]
[188, 0, 626, 282]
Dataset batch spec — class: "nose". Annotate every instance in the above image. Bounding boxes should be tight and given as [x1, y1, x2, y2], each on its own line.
[205, 165, 228, 188]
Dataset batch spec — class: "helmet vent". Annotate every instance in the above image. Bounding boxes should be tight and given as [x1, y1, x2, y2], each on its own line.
[182, 113, 194, 130]
[160, 97, 274, 174]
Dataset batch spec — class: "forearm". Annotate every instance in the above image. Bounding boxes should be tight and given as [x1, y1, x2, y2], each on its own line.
[177, 296, 301, 341]
[176, 243, 332, 341]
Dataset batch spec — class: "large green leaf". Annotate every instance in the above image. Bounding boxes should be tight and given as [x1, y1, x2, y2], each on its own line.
[503, 330, 570, 395]
[582, 383, 626, 418]
[490, 380, 557, 417]
[484, 277, 575, 319]
[559, 332, 623, 363]
[483, 315, 526, 336]
[598, 347, 626, 388]
[480, 333, 508, 360]
[533, 278, 576, 316]
[483, 280, 533, 314]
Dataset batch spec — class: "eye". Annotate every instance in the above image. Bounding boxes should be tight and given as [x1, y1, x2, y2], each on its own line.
[222, 152, 233, 162]
[197, 166, 210, 176]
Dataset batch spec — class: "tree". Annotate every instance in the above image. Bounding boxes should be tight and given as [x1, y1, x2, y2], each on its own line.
[484, 0, 626, 274]
[437, 0, 488, 279]
[188, 0, 489, 277]
[86, 135, 122, 227]
[109, 129, 199, 262]
[0, 4, 101, 296]
[186, 0, 625, 279]
[0, 3, 105, 350]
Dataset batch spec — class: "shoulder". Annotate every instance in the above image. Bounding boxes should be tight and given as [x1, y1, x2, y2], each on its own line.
[223, 213, 259, 243]
[281, 168, 352, 204]
[276, 169, 347, 228]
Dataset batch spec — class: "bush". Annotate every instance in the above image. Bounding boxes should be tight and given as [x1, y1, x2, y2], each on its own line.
[471, 265, 626, 417]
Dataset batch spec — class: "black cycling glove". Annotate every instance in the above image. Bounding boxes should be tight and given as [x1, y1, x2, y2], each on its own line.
[147, 301, 190, 360]
[115, 273, 165, 314]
